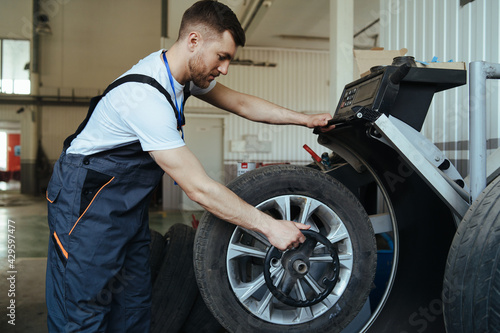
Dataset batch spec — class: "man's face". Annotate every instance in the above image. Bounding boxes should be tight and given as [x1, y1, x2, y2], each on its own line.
[188, 30, 237, 88]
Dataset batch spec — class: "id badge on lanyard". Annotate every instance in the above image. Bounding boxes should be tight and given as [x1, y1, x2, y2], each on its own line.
[162, 51, 185, 140]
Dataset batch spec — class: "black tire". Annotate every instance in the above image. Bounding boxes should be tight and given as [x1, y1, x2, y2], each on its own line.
[149, 229, 165, 285]
[151, 224, 198, 333]
[180, 294, 225, 333]
[194, 165, 377, 333]
[443, 176, 500, 333]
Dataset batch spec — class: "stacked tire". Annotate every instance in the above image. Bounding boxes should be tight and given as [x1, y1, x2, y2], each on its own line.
[149, 224, 224, 333]
[443, 176, 500, 333]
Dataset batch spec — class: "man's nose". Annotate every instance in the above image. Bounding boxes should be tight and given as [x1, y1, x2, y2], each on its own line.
[218, 61, 230, 75]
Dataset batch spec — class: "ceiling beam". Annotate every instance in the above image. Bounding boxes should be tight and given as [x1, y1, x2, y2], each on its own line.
[241, 0, 273, 37]
[0, 94, 91, 107]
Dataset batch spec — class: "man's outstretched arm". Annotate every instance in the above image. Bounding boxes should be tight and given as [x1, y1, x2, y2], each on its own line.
[150, 146, 309, 250]
[197, 83, 334, 130]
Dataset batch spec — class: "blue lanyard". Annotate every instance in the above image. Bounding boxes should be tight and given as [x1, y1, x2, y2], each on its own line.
[162, 51, 184, 139]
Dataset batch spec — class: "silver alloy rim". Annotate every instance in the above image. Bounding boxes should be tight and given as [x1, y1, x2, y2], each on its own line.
[226, 195, 354, 325]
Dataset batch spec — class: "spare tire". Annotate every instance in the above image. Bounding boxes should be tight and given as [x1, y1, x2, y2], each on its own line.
[180, 294, 224, 333]
[194, 165, 377, 333]
[151, 224, 198, 333]
[443, 175, 500, 332]
[149, 229, 165, 285]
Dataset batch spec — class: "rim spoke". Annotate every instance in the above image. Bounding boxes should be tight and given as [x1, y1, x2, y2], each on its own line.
[294, 282, 315, 321]
[309, 254, 336, 263]
[321, 292, 340, 308]
[233, 273, 267, 303]
[297, 198, 322, 228]
[308, 252, 353, 266]
[327, 227, 349, 244]
[256, 289, 274, 317]
[338, 254, 353, 270]
[271, 266, 285, 285]
[298, 198, 312, 224]
[227, 243, 267, 260]
[244, 229, 271, 247]
[297, 306, 315, 322]
[274, 196, 291, 220]
[295, 280, 308, 300]
[303, 272, 323, 295]
[315, 228, 349, 251]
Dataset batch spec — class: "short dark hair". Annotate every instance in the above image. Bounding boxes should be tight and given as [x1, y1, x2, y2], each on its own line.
[179, 0, 246, 47]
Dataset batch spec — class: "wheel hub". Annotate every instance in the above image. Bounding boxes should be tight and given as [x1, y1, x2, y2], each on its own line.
[264, 230, 340, 307]
[282, 251, 310, 278]
[292, 258, 308, 275]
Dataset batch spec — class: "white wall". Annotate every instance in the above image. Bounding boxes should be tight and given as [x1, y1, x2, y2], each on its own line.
[0, 0, 32, 40]
[380, 0, 500, 175]
[38, 0, 161, 90]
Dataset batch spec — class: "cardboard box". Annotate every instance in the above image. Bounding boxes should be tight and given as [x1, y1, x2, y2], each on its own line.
[353, 48, 408, 77]
[416, 61, 466, 70]
[353, 48, 466, 77]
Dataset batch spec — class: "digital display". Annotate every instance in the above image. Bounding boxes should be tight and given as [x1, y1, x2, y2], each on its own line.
[338, 76, 381, 110]
[332, 72, 384, 123]
[354, 79, 379, 104]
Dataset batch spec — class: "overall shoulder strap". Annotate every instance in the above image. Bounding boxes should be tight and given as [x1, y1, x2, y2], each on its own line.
[63, 74, 190, 150]
[103, 74, 184, 120]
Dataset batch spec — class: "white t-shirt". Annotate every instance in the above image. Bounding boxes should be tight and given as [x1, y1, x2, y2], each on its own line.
[66, 50, 216, 155]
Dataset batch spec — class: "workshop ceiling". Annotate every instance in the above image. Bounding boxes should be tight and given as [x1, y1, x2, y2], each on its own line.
[217, 0, 380, 51]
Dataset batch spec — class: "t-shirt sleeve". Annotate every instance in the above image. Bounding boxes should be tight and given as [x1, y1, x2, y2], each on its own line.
[109, 84, 185, 152]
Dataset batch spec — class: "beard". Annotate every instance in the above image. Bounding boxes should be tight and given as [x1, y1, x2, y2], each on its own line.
[188, 52, 217, 88]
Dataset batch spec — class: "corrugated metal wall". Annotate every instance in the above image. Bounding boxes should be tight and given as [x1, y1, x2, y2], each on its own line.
[380, 0, 500, 175]
[184, 47, 331, 164]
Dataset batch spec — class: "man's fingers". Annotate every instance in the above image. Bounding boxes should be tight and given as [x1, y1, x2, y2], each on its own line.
[291, 223, 309, 243]
[269, 221, 312, 250]
[295, 222, 310, 230]
[318, 123, 336, 132]
[308, 114, 333, 129]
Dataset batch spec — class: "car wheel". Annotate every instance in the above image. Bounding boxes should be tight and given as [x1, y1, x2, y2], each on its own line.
[194, 165, 377, 333]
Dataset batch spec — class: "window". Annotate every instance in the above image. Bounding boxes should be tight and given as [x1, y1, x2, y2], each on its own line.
[0, 39, 31, 94]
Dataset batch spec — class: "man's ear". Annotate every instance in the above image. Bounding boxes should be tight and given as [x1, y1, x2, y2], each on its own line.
[187, 31, 202, 51]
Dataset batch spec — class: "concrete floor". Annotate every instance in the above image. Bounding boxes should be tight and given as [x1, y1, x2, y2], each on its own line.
[0, 190, 202, 332]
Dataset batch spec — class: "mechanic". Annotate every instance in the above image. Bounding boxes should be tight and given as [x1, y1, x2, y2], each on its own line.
[45, 0, 333, 331]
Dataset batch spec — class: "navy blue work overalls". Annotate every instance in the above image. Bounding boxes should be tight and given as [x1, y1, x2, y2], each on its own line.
[46, 75, 190, 332]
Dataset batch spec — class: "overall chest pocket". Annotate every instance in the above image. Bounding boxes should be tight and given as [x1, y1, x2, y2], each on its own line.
[46, 180, 62, 204]
[46, 180, 63, 232]
[79, 169, 115, 217]
[69, 169, 115, 235]
[46, 180, 68, 269]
